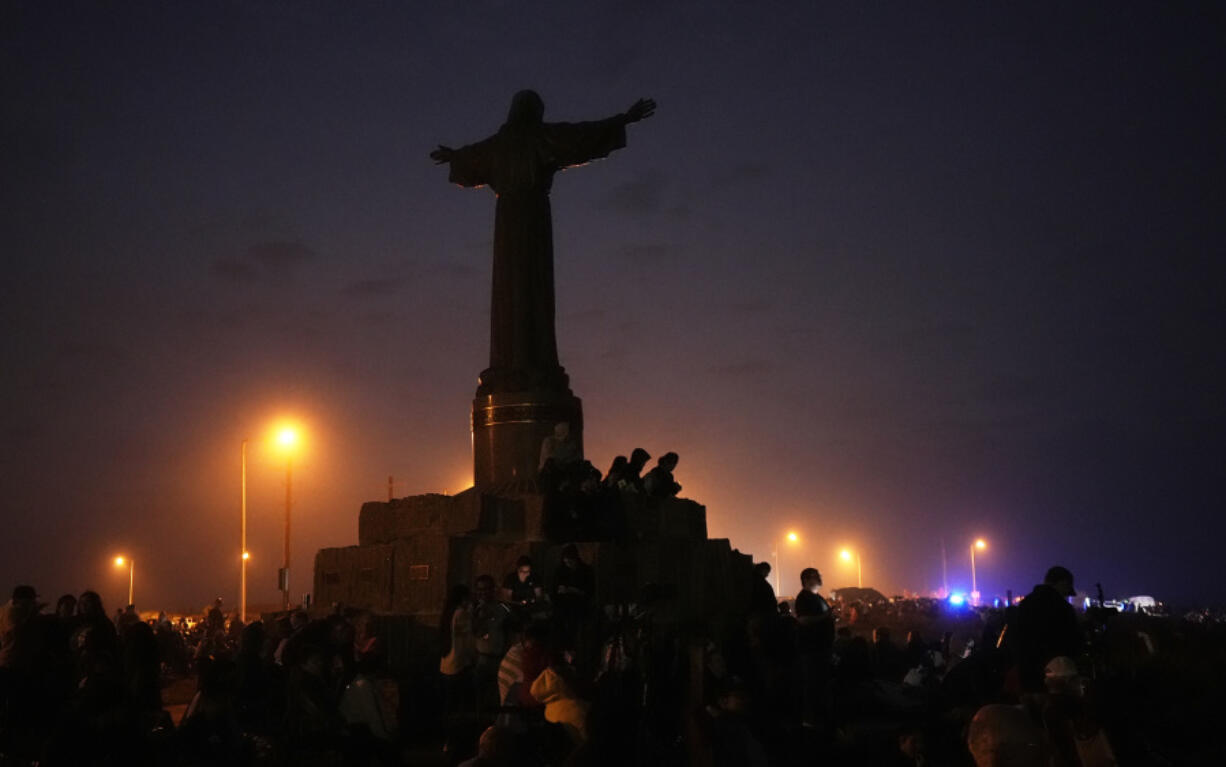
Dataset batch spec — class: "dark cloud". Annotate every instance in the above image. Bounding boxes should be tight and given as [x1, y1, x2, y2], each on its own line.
[563, 307, 607, 322]
[617, 242, 678, 265]
[711, 164, 771, 186]
[211, 240, 315, 284]
[239, 210, 294, 234]
[598, 170, 666, 216]
[726, 299, 774, 315]
[342, 278, 404, 298]
[707, 359, 773, 378]
[247, 240, 314, 273]
[57, 340, 128, 364]
[424, 261, 479, 279]
[360, 311, 396, 326]
[211, 257, 258, 283]
[973, 375, 1046, 405]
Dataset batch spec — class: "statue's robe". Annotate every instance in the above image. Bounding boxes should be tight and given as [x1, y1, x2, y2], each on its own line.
[447, 117, 627, 394]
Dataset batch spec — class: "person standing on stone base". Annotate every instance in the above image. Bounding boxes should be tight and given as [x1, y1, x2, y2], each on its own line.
[472, 575, 510, 711]
[551, 545, 594, 663]
[501, 556, 546, 624]
[439, 584, 476, 720]
[539, 422, 580, 472]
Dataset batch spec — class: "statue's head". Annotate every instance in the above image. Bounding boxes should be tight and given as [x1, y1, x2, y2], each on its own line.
[506, 90, 545, 126]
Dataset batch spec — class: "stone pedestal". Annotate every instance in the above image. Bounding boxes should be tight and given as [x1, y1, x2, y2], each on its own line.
[471, 390, 583, 489]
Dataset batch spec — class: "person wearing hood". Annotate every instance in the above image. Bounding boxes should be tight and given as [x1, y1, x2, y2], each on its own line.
[530, 665, 591, 747]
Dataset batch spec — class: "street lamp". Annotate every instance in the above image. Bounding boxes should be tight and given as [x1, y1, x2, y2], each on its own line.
[276, 425, 299, 610]
[970, 538, 987, 605]
[240, 439, 248, 623]
[773, 530, 800, 596]
[114, 556, 135, 606]
[840, 548, 863, 589]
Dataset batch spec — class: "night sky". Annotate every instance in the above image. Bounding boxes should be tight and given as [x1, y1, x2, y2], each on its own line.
[4, 2, 1223, 612]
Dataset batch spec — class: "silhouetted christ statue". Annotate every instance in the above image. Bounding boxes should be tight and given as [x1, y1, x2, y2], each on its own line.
[432, 91, 655, 490]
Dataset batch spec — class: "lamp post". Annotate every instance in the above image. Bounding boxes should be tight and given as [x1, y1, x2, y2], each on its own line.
[773, 531, 800, 596]
[240, 439, 248, 623]
[277, 426, 298, 610]
[970, 538, 987, 605]
[114, 556, 134, 606]
[840, 548, 863, 588]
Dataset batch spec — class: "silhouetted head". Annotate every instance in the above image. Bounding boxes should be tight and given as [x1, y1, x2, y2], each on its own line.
[629, 448, 651, 470]
[515, 555, 533, 581]
[474, 574, 496, 602]
[240, 620, 266, 656]
[56, 594, 77, 620]
[659, 452, 679, 470]
[754, 561, 771, 579]
[1043, 566, 1075, 597]
[78, 590, 105, 619]
[506, 90, 544, 127]
[800, 567, 822, 592]
[561, 543, 581, 568]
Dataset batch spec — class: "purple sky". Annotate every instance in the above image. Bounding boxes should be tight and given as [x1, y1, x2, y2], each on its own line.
[3, 2, 1224, 612]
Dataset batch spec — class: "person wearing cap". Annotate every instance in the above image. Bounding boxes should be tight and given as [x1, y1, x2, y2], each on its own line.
[1011, 565, 1081, 694]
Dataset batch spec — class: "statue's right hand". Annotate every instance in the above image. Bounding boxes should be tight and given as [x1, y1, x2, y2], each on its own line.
[625, 98, 656, 123]
[430, 145, 454, 164]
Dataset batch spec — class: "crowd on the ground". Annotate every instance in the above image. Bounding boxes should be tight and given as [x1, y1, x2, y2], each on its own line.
[2, 557, 1221, 765]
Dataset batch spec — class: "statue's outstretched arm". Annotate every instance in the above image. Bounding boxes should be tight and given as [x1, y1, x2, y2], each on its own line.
[622, 98, 656, 124]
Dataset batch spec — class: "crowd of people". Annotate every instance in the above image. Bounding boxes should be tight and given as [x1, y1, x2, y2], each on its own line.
[2, 557, 1212, 765]
[0, 585, 392, 765]
[426, 558, 1133, 766]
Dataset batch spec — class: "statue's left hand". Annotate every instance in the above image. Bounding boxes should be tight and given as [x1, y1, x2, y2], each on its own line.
[624, 98, 656, 123]
[430, 145, 454, 164]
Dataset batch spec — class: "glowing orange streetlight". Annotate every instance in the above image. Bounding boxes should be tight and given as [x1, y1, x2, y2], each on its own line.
[840, 548, 863, 588]
[114, 555, 135, 606]
[970, 538, 988, 604]
[240, 439, 248, 623]
[273, 423, 302, 609]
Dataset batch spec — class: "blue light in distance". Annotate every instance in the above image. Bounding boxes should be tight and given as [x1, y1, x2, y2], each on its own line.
[948, 593, 966, 606]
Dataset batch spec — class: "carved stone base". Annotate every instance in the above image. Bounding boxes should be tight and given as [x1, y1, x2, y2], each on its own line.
[472, 390, 583, 489]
